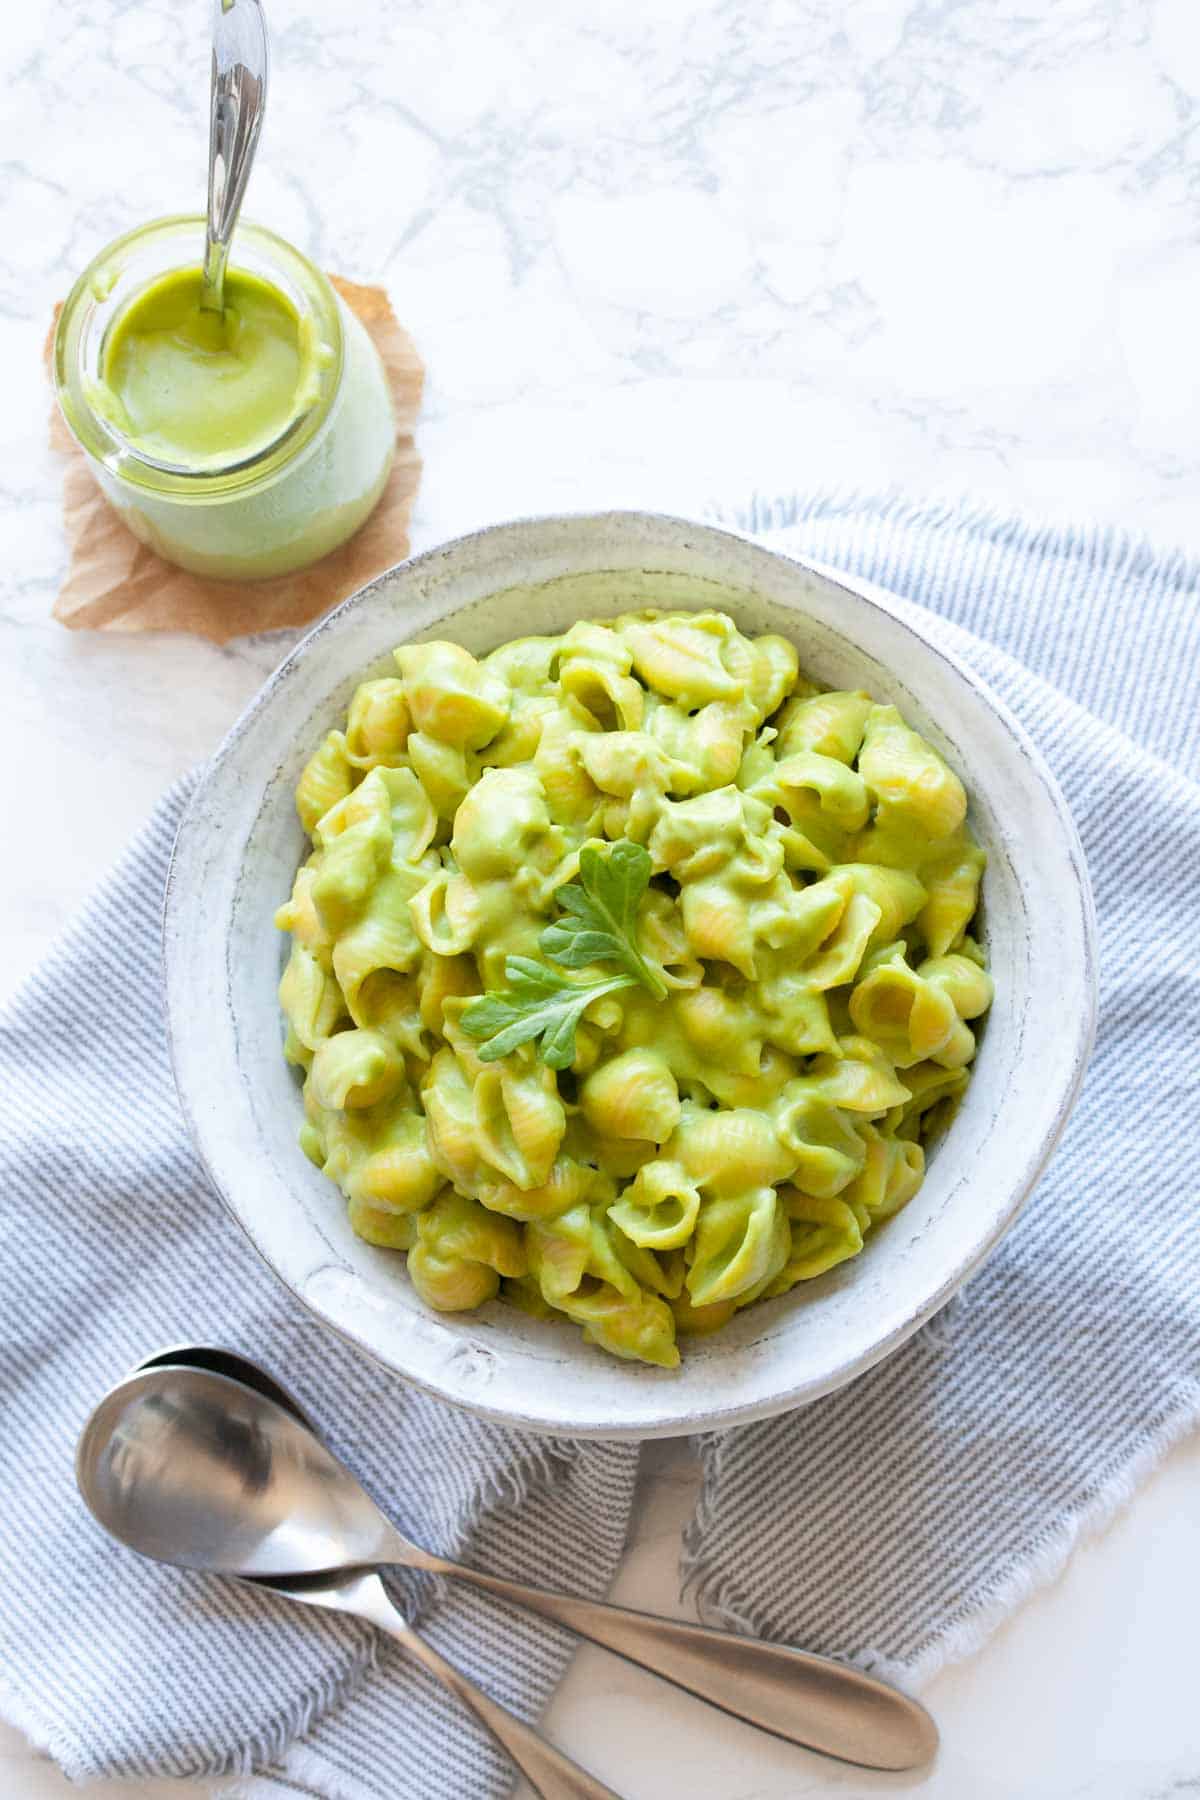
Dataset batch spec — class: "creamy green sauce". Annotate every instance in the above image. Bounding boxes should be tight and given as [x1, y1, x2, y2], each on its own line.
[96, 266, 328, 468]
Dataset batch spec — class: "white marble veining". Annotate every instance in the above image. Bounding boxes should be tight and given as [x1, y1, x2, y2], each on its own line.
[2, 0, 1198, 1794]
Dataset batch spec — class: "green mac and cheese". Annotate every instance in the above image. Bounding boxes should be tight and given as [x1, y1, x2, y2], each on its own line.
[277, 610, 992, 1368]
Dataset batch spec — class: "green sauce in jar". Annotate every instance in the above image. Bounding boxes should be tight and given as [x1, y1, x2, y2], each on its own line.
[55, 217, 397, 581]
[95, 267, 331, 470]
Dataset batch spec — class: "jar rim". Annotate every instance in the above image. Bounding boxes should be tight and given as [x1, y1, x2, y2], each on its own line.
[53, 214, 345, 500]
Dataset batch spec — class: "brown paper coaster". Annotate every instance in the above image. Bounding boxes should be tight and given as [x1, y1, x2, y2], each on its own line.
[47, 276, 424, 643]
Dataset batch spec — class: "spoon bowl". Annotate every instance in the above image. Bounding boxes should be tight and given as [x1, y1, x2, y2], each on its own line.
[76, 1364, 395, 1576]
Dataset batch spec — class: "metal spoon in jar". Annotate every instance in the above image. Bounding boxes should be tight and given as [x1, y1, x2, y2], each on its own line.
[77, 1346, 937, 1772]
[200, 0, 269, 317]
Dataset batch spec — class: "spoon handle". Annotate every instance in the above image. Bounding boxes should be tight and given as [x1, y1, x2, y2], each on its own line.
[346, 1573, 622, 1800]
[420, 1560, 935, 1771]
[201, 0, 269, 314]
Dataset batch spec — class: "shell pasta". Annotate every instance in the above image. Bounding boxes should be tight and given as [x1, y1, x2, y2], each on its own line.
[276, 610, 992, 1367]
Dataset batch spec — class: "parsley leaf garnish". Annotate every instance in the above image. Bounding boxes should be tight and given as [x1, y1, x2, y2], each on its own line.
[459, 840, 666, 1067]
[540, 840, 668, 998]
[461, 959, 636, 1068]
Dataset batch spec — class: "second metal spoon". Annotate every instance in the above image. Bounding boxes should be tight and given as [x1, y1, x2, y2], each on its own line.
[78, 1349, 936, 1770]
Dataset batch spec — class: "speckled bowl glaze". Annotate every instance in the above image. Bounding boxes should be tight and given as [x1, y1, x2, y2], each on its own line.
[165, 512, 1097, 1439]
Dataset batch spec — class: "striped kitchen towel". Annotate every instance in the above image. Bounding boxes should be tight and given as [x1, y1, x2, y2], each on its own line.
[1, 496, 1197, 1795]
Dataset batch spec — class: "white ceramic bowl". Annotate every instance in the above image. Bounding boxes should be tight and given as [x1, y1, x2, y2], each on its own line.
[165, 512, 1096, 1439]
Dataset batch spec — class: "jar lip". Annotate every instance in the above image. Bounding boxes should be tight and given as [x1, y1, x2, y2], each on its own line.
[53, 214, 345, 499]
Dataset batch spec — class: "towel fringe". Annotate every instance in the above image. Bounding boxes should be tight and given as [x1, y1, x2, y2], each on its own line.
[681, 1384, 1200, 1693]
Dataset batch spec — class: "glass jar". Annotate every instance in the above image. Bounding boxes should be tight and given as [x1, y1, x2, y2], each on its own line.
[54, 216, 396, 581]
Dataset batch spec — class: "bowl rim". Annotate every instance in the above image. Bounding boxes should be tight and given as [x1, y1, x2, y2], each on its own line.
[164, 507, 1098, 1437]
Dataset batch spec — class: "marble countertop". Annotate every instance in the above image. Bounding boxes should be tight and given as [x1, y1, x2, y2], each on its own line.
[3, 0, 1199, 1795]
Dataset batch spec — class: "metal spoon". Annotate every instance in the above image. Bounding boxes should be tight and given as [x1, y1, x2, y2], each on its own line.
[200, 0, 269, 316]
[78, 1351, 937, 1770]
